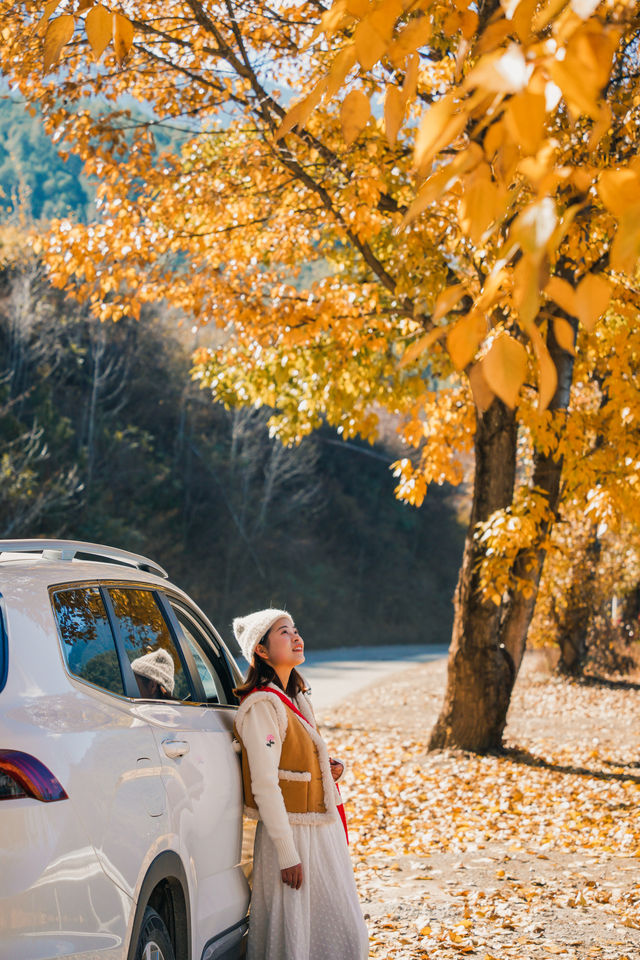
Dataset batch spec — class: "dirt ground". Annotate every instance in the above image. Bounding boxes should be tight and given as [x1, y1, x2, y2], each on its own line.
[316, 651, 640, 960]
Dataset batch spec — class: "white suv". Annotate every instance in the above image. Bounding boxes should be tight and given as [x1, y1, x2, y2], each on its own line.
[0, 539, 251, 960]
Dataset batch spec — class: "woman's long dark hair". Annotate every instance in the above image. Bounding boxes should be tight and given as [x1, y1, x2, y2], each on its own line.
[233, 628, 307, 700]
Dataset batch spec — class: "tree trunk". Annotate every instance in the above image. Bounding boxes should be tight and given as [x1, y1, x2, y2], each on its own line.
[429, 309, 578, 754]
[556, 529, 600, 674]
[429, 397, 517, 752]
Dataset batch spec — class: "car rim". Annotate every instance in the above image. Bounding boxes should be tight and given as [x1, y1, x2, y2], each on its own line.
[142, 941, 165, 960]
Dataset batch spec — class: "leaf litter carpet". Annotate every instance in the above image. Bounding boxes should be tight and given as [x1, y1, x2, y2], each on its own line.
[316, 652, 640, 960]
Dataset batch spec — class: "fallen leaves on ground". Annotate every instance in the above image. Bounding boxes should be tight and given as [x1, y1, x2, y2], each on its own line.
[318, 658, 640, 959]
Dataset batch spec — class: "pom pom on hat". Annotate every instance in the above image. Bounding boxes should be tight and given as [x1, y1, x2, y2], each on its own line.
[233, 608, 291, 663]
[130, 648, 175, 694]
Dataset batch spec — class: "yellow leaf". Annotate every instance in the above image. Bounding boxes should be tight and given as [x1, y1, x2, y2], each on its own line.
[326, 46, 357, 100]
[513, 254, 541, 326]
[35, 0, 61, 37]
[504, 91, 546, 155]
[575, 273, 611, 331]
[433, 284, 468, 323]
[384, 84, 404, 148]
[318, 0, 349, 40]
[528, 324, 558, 410]
[464, 44, 529, 94]
[77, 0, 94, 11]
[388, 15, 432, 66]
[399, 326, 448, 367]
[484, 120, 504, 161]
[468, 361, 495, 413]
[545, 276, 576, 316]
[571, 167, 595, 193]
[113, 11, 134, 67]
[401, 52, 419, 101]
[481, 331, 528, 408]
[346, 0, 369, 14]
[510, 197, 557, 256]
[43, 14, 75, 72]
[610, 212, 640, 273]
[550, 58, 599, 119]
[588, 102, 612, 152]
[518, 139, 557, 189]
[340, 89, 370, 146]
[354, 18, 387, 71]
[446, 312, 485, 371]
[532, 0, 569, 32]
[85, 4, 112, 61]
[550, 30, 617, 122]
[458, 166, 508, 243]
[570, 28, 619, 93]
[414, 97, 467, 177]
[276, 79, 327, 140]
[511, 0, 541, 42]
[597, 168, 640, 218]
[354, 0, 400, 70]
[553, 317, 575, 355]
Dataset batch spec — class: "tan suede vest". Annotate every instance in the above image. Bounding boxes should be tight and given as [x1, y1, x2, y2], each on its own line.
[234, 693, 328, 819]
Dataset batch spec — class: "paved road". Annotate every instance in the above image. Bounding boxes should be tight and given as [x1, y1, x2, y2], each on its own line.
[238, 644, 449, 711]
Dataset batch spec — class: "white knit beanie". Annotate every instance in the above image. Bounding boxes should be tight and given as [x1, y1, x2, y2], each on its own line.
[130, 648, 175, 694]
[233, 608, 291, 663]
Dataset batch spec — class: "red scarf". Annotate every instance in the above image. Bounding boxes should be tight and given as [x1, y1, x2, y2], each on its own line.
[240, 684, 349, 846]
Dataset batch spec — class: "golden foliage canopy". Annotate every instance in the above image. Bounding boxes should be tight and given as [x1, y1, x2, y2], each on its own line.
[1, 0, 639, 532]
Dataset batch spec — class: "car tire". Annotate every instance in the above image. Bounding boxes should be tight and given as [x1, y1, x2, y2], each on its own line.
[135, 907, 176, 960]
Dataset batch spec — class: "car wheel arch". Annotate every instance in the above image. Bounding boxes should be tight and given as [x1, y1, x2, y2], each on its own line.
[127, 851, 191, 960]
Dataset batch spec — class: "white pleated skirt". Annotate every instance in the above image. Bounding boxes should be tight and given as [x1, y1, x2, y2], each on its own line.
[247, 816, 370, 960]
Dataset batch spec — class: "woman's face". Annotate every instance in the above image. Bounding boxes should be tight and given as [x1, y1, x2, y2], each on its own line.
[255, 616, 305, 668]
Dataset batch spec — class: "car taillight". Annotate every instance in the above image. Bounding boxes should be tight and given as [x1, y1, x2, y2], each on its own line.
[0, 750, 68, 802]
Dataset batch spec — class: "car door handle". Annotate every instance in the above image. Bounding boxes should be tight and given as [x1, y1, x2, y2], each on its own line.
[162, 739, 190, 759]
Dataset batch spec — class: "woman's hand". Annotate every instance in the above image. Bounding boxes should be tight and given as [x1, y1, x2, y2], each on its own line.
[329, 757, 344, 782]
[281, 862, 303, 889]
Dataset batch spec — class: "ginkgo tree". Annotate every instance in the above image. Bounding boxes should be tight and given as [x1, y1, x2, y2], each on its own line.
[1, 0, 639, 751]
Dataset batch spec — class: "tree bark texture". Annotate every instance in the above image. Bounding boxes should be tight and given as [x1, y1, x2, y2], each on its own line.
[429, 397, 517, 752]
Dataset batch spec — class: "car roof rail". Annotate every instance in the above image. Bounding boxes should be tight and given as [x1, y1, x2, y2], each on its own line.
[0, 539, 168, 579]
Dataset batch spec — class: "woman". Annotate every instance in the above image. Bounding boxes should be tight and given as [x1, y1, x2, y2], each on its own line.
[232, 607, 369, 960]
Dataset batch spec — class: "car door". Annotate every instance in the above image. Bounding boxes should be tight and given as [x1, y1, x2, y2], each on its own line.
[104, 585, 249, 959]
[49, 584, 167, 901]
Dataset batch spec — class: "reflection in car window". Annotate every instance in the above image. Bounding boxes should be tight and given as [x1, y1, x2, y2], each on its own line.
[170, 602, 232, 705]
[52, 588, 124, 696]
[108, 588, 190, 701]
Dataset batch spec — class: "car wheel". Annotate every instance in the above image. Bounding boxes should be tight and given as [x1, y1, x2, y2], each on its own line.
[135, 907, 176, 960]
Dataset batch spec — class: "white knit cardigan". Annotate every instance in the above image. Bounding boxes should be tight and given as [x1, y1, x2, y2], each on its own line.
[233, 682, 344, 870]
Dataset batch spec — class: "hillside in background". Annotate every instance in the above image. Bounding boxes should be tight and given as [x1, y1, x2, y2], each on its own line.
[0, 93, 192, 221]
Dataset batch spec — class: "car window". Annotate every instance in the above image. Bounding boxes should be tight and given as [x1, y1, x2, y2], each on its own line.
[169, 601, 234, 705]
[52, 587, 125, 696]
[108, 588, 191, 701]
